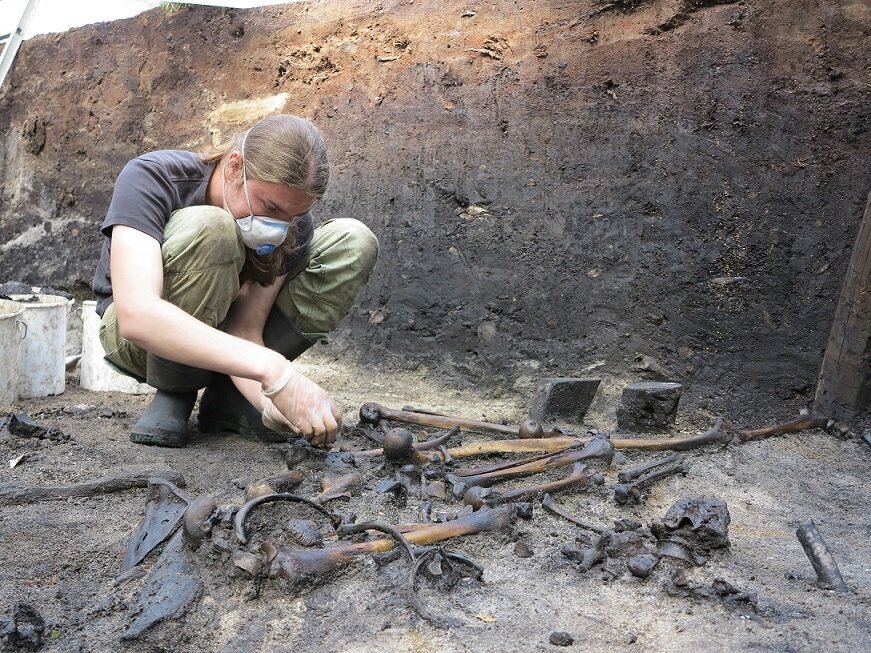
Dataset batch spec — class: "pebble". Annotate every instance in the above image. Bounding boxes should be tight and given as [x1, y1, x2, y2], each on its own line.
[549, 631, 574, 646]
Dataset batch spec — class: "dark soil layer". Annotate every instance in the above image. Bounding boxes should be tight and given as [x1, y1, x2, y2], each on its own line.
[0, 0, 869, 415]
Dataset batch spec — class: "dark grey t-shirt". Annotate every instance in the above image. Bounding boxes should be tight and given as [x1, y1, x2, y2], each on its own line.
[92, 150, 313, 316]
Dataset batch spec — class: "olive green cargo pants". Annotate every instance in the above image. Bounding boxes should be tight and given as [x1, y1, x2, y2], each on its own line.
[98, 206, 378, 389]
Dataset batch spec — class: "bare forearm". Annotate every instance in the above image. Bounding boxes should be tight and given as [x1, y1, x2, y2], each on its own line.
[116, 297, 286, 386]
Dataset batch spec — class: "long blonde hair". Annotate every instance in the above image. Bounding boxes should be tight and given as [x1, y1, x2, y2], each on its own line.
[201, 115, 329, 286]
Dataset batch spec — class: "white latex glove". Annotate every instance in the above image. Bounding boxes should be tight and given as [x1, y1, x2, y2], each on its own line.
[261, 399, 297, 434]
[262, 363, 342, 448]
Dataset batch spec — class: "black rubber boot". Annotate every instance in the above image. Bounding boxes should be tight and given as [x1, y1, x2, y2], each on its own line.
[198, 308, 314, 441]
[130, 389, 198, 447]
[130, 354, 210, 447]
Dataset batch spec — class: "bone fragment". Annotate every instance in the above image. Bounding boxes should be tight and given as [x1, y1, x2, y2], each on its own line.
[739, 415, 831, 442]
[315, 473, 363, 503]
[244, 471, 304, 501]
[286, 519, 324, 547]
[541, 493, 605, 534]
[617, 453, 682, 483]
[122, 531, 202, 640]
[182, 496, 218, 550]
[0, 470, 186, 506]
[122, 480, 189, 571]
[464, 463, 602, 508]
[613, 461, 688, 505]
[360, 402, 526, 436]
[409, 548, 484, 629]
[454, 444, 579, 477]
[795, 521, 849, 593]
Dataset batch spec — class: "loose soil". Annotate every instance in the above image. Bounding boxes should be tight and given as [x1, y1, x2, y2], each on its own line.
[1, 350, 869, 652]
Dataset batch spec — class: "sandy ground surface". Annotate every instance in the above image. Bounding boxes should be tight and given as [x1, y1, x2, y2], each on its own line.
[1, 348, 869, 653]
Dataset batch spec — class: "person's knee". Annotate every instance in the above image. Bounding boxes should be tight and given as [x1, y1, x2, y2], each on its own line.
[163, 206, 243, 270]
[329, 217, 379, 274]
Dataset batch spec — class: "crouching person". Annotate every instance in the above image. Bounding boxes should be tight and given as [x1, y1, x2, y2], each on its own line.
[91, 115, 378, 448]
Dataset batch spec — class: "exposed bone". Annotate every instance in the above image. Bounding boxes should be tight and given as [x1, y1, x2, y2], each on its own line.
[360, 402, 564, 438]
[444, 418, 729, 457]
[353, 427, 459, 459]
[337, 520, 417, 561]
[286, 519, 324, 547]
[244, 471, 304, 501]
[541, 493, 605, 534]
[739, 415, 831, 442]
[401, 405, 448, 416]
[449, 438, 613, 494]
[265, 505, 517, 588]
[233, 493, 341, 545]
[795, 521, 850, 593]
[415, 426, 460, 451]
[382, 427, 439, 465]
[182, 496, 218, 550]
[627, 553, 659, 578]
[314, 473, 363, 503]
[454, 443, 579, 477]
[463, 463, 602, 508]
[617, 453, 682, 483]
[0, 469, 186, 506]
[518, 419, 544, 439]
[360, 404, 731, 452]
[232, 550, 264, 577]
[562, 532, 610, 571]
[122, 531, 202, 641]
[122, 480, 190, 571]
[613, 461, 688, 505]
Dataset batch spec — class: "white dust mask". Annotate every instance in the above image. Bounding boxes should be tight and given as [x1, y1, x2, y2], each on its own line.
[222, 129, 290, 256]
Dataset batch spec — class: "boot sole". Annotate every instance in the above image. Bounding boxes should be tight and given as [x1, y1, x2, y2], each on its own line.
[130, 427, 186, 448]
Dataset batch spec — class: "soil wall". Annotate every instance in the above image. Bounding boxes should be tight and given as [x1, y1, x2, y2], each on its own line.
[1, 0, 869, 413]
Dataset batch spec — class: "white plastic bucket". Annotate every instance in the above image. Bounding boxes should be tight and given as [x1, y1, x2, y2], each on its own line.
[0, 299, 26, 408]
[80, 300, 154, 394]
[9, 293, 72, 398]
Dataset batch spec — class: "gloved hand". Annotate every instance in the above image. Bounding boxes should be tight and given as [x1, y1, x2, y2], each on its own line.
[262, 363, 342, 448]
[261, 399, 296, 434]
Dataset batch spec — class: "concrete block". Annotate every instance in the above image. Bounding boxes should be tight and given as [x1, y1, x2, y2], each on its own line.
[616, 381, 683, 431]
[530, 377, 601, 422]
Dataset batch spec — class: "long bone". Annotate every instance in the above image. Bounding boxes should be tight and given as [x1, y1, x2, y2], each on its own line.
[444, 418, 729, 457]
[360, 402, 565, 438]
[739, 415, 831, 442]
[463, 463, 603, 508]
[448, 437, 614, 494]
[453, 443, 580, 478]
[263, 505, 517, 588]
[0, 469, 186, 506]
